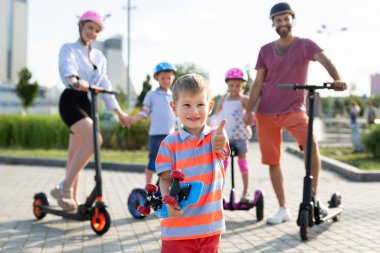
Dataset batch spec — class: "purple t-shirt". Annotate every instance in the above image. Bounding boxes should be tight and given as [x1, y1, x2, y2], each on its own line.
[255, 37, 322, 114]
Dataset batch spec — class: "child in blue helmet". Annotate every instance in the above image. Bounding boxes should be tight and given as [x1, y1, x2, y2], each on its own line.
[130, 62, 177, 183]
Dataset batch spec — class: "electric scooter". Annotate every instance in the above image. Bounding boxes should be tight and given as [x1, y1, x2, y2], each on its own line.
[223, 145, 264, 221]
[278, 83, 344, 241]
[32, 85, 117, 235]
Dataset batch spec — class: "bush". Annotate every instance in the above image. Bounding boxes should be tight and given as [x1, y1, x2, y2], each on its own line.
[108, 120, 149, 150]
[0, 115, 149, 150]
[362, 124, 380, 158]
[0, 115, 69, 149]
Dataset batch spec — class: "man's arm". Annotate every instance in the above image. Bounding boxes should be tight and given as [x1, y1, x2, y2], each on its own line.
[244, 68, 265, 124]
[314, 51, 347, 91]
[314, 51, 340, 80]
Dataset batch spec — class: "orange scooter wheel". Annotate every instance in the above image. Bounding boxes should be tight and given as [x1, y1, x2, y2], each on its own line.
[91, 208, 111, 235]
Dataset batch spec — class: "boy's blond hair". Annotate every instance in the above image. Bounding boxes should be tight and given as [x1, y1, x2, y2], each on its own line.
[172, 73, 212, 102]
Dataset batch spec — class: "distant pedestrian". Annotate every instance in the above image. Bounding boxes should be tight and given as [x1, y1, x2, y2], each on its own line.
[350, 101, 363, 152]
[366, 101, 378, 125]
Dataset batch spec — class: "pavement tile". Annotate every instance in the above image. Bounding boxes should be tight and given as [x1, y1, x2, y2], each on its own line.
[1, 143, 379, 252]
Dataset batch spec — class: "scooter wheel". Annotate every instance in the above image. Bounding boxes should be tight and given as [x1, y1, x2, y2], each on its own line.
[170, 170, 185, 181]
[127, 188, 147, 219]
[91, 208, 111, 235]
[137, 205, 151, 216]
[329, 192, 342, 208]
[254, 191, 264, 221]
[33, 192, 49, 220]
[162, 195, 177, 206]
[300, 210, 309, 241]
[333, 213, 340, 222]
[145, 183, 158, 193]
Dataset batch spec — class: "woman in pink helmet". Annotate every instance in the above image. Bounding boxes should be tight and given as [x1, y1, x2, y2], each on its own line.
[51, 10, 132, 211]
[213, 67, 255, 203]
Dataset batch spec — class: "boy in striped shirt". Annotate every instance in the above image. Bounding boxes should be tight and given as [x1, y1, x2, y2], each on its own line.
[156, 73, 229, 252]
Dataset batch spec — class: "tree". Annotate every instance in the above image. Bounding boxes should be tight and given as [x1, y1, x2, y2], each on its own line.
[332, 98, 344, 117]
[174, 62, 208, 82]
[16, 68, 39, 114]
[370, 93, 380, 108]
[321, 96, 333, 117]
[243, 68, 253, 95]
[135, 75, 152, 107]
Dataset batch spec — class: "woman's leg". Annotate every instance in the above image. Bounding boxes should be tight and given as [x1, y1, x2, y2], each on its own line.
[65, 133, 84, 204]
[64, 117, 103, 191]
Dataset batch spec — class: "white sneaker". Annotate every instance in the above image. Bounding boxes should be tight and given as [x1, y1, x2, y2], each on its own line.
[266, 207, 292, 224]
[317, 200, 329, 217]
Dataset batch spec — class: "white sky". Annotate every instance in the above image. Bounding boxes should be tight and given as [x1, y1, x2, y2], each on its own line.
[27, 0, 380, 97]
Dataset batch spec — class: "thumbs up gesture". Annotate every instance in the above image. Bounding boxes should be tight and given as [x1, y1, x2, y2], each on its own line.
[212, 119, 228, 154]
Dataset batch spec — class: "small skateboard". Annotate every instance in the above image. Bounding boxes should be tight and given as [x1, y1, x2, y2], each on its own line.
[137, 170, 203, 218]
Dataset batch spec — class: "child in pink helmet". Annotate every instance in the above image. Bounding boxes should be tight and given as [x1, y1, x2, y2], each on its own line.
[214, 67, 254, 203]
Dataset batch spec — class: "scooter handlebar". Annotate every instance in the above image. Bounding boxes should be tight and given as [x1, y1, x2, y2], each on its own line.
[89, 86, 119, 95]
[277, 84, 296, 89]
[277, 82, 335, 90]
[70, 82, 119, 95]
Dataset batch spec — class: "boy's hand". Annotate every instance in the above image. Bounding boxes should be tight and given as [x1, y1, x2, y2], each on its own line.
[212, 119, 228, 153]
[167, 204, 183, 217]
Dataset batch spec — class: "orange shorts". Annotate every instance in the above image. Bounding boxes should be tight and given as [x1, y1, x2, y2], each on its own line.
[256, 111, 310, 165]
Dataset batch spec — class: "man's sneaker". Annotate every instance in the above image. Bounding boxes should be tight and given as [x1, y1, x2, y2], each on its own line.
[266, 207, 292, 224]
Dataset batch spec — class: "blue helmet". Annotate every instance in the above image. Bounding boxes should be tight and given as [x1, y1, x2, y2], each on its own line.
[154, 62, 176, 77]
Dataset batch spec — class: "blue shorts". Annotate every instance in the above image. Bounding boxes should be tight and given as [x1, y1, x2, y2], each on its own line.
[147, 135, 168, 171]
[229, 139, 249, 156]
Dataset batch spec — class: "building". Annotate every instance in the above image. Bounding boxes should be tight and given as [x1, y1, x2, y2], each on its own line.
[0, 0, 28, 84]
[93, 36, 137, 106]
[0, 83, 60, 114]
[370, 73, 380, 96]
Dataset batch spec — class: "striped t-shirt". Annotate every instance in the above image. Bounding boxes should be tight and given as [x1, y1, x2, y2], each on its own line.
[156, 125, 228, 240]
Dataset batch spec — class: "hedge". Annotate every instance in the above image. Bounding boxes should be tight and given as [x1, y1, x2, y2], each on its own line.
[0, 115, 149, 150]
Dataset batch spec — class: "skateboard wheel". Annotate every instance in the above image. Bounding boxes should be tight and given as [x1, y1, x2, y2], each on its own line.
[170, 170, 185, 181]
[137, 205, 151, 215]
[145, 183, 158, 193]
[162, 195, 177, 206]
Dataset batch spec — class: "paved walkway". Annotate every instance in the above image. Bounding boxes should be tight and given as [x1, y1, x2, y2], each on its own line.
[0, 143, 379, 253]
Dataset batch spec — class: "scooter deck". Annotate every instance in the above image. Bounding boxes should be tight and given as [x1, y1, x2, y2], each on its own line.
[319, 206, 344, 223]
[38, 205, 90, 221]
[155, 181, 203, 218]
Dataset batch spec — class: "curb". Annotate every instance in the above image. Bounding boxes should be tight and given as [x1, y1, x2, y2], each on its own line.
[0, 155, 145, 173]
[286, 146, 380, 182]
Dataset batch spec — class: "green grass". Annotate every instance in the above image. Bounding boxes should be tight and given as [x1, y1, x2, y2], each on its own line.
[320, 147, 380, 171]
[0, 148, 148, 164]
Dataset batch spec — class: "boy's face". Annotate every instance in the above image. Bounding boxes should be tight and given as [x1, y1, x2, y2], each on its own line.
[227, 79, 245, 97]
[154, 71, 175, 91]
[171, 91, 214, 136]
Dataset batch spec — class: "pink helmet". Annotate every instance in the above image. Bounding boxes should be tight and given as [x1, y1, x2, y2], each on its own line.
[79, 10, 104, 31]
[225, 67, 248, 82]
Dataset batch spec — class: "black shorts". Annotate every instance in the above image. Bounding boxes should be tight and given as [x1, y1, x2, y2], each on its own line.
[59, 89, 91, 127]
